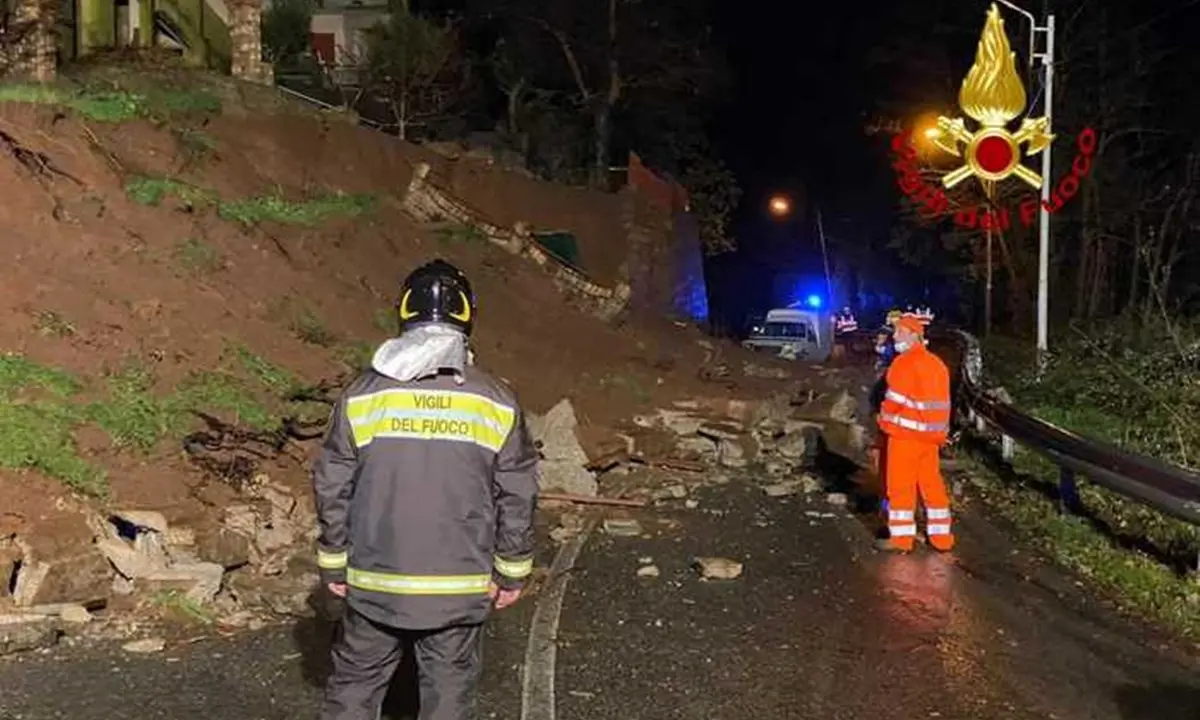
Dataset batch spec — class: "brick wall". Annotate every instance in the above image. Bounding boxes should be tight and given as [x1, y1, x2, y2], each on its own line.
[623, 153, 708, 322]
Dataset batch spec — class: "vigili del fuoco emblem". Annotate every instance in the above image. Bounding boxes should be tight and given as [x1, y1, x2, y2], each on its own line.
[926, 3, 1053, 190]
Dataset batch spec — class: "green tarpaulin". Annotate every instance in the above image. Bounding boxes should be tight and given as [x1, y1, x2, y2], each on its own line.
[533, 231, 581, 267]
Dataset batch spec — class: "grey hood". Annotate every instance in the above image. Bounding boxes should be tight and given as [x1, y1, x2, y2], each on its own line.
[371, 324, 472, 384]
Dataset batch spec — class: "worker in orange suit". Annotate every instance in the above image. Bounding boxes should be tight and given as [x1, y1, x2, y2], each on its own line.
[877, 315, 954, 552]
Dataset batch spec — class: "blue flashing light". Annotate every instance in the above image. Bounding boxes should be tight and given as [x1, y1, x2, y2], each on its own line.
[805, 294, 822, 309]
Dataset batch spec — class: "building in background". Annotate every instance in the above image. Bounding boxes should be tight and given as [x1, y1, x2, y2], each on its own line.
[308, 0, 388, 84]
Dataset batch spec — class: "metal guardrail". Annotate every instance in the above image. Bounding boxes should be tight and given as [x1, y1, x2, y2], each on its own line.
[952, 329, 1200, 529]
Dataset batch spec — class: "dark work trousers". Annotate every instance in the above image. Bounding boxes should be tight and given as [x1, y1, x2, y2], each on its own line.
[322, 607, 484, 720]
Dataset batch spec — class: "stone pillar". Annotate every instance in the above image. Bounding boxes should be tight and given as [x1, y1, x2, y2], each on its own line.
[8, 0, 58, 82]
[228, 0, 273, 84]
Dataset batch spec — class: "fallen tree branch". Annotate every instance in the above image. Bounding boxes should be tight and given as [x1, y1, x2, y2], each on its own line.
[631, 455, 705, 472]
[538, 492, 648, 507]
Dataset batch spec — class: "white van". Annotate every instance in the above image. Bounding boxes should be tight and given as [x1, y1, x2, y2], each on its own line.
[742, 307, 832, 363]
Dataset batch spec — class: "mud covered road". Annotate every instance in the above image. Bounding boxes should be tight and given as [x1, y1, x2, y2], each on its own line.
[2, 480, 1197, 720]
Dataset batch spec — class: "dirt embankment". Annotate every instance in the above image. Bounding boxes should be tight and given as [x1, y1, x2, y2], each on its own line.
[0, 68, 802, 577]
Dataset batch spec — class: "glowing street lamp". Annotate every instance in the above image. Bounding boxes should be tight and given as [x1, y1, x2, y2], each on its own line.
[768, 195, 791, 217]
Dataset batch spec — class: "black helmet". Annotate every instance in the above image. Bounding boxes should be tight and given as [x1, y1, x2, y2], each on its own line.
[395, 259, 476, 336]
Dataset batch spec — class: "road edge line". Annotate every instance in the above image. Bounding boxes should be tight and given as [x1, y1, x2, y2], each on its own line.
[519, 519, 595, 720]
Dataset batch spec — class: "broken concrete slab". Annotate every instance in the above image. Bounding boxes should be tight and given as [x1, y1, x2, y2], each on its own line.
[96, 535, 167, 580]
[144, 562, 225, 604]
[717, 438, 752, 469]
[112, 510, 169, 534]
[762, 480, 804, 498]
[674, 436, 717, 458]
[797, 389, 859, 424]
[692, 556, 743, 580]
[697, 421, 745, 442]
[660, 411, 707, 437]
[528, 399, 598, 496]
[0, 613, 59, 656]
[775, 428, 817, 460]
[602, 519, 643, 537]
[194, 526, 254, 570]
[636, 564, 661, 578]
[95, 514, 225, 605]
[122, 637, 165, 654]
[826, 492, 849, 507]
[650, 484, 688, 501]
[539, 461, 598, 497]
[10, 526, 114, 608]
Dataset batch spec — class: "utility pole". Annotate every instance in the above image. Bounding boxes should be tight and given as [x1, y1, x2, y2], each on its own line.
[996, 0, 1055, 363]
[1036, 13, 1055, 364]
[815, 209, 835, 306]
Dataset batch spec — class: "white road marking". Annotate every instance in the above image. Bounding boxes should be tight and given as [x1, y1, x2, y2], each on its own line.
[520, 521, 595, 720]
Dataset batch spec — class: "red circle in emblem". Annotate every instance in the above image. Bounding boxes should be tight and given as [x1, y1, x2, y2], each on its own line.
[975, 136, 1015, 174]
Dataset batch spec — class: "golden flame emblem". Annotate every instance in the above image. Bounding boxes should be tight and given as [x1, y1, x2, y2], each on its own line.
[926, 4, 1053, 190]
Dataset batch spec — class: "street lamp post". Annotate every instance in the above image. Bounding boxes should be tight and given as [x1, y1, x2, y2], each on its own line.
[995, 0, 1055, 362]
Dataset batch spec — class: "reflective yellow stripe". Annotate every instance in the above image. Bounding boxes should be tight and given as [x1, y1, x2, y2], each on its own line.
[346, 568, 492, 596]
[493, 555, 533, 579]
[317, 549, 348, 569]
[345, 389, 516, 452]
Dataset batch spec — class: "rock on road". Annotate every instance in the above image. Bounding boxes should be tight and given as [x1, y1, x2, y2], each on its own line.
[2, 480, 1198, 719]
[555, 482, 1200, 720]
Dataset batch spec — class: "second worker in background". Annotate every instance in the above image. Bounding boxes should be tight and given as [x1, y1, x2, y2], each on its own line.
[876, 315, 954, 552]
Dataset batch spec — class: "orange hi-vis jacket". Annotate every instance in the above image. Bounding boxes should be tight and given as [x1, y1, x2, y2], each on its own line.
[877, 342, 951, 446]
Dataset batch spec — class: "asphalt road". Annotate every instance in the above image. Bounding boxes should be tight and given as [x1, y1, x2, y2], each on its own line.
[554, 481, 1200, 720]
[0, 593, 533, 720]
[1, 479, 1198, 720]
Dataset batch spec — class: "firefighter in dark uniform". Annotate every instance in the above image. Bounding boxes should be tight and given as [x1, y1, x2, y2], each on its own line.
[312, 259, 539, 720]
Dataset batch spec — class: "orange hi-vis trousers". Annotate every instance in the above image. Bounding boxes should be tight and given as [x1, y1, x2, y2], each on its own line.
[884, 436, 954, 551]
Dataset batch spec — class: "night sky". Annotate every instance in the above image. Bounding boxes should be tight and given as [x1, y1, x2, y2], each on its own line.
[704, 0, 1200, 331]
[708, 0, 915, 329]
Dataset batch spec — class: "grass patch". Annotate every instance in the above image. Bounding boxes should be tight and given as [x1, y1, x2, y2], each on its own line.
[0, 83, 221, 123]
[433, 222, 487, 244]
[960, 454, 1200, 639]
[230, 344, 298, 395]
[86, 362, 280, 451]
[0, 344, 315, 496]
[292, 309, 338, 347]
[123, 176, 374, 229]
[0, 355, 81, 396]
[0, 355, 104, 497]
[125, 176, 216, 208]
[173, 238, 225, 274]
[982, 328, 1200, 563]
[176, 371, 278, 431]
[87, 363, 179, 452]
[217, 192, 375, 226]
[33, 310, 77, 338]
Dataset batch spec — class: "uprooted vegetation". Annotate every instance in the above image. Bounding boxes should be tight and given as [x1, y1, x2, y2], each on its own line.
[974, 323, 1200, 639]
[0, 345, 330, 498]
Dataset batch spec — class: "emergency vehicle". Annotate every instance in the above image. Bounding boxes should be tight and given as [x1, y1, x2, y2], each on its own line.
[742, 305, 832, 363]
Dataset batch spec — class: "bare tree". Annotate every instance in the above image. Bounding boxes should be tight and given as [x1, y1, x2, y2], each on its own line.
[361, 7, 462, 140]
